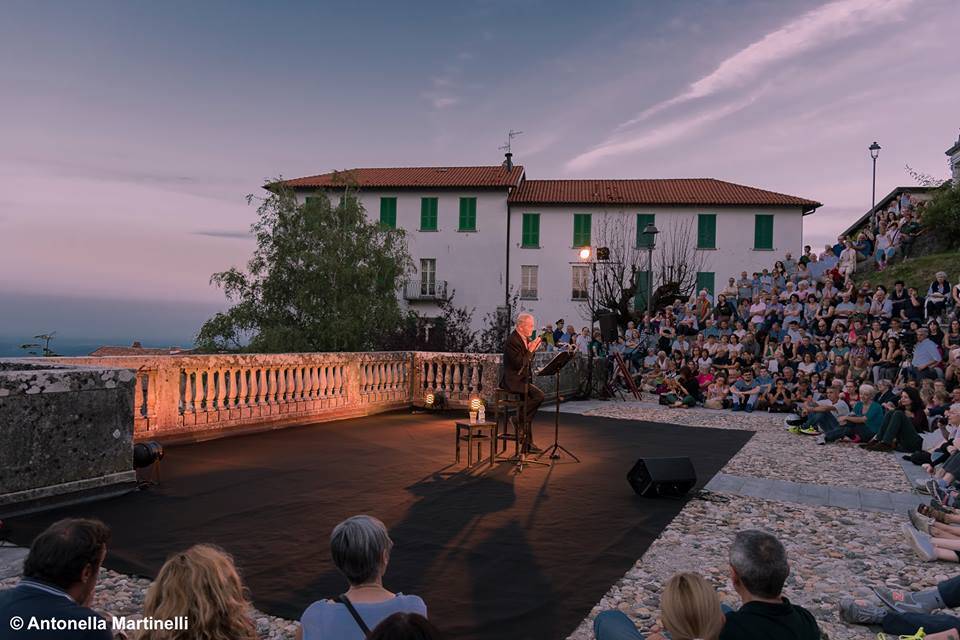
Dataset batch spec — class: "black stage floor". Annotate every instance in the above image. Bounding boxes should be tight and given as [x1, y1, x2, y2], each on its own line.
[7, 410, 751, 640]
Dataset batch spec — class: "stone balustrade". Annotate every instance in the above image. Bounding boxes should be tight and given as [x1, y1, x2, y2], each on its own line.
[36, 350, 600, 443]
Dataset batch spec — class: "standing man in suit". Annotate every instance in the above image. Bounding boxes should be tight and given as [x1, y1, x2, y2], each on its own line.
[501, 312, 545, 453]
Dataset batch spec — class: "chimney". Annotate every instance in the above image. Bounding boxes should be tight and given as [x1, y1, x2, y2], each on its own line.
[504, 152, 513, 172]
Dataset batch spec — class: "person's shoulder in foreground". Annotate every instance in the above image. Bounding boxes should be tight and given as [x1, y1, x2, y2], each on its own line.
[720, 529, 822, 640]
[0, 518, 113, 640]
[0, 580, 113, 640]
[301, 593, 426, 632]
[719, 596, 820, 640]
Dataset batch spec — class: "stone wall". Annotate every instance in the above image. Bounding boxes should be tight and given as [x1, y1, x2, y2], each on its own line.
[0, 359, 137, 515]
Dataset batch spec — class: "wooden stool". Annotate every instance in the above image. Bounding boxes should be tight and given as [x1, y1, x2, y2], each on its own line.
[493, 388, 524, 456]
[455, 420, 497, 467]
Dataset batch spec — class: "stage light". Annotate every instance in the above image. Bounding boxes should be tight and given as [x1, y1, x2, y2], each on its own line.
[579, 247, 592, 260]
[134, 441, 164, 488]
[133, 441, 164, 468]
[423, 389, 446, 410]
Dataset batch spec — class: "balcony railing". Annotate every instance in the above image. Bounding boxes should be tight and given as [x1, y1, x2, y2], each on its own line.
[35, 350, 598, 442]
[403, 279, 447, 301]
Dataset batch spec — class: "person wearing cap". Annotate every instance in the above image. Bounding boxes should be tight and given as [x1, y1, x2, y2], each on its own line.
[552, 320, 565, 345]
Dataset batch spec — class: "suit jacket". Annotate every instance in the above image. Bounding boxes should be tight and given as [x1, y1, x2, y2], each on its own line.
[500, 330, 532, 393]
[0, 580, 113, 640]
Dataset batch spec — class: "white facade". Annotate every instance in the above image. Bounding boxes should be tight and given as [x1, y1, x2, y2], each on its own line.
[508, 205, 805, 330]
[290, 176, 814, 333]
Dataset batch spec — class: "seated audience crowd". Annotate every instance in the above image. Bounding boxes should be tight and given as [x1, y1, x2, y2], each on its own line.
[563, 242, 960, 456]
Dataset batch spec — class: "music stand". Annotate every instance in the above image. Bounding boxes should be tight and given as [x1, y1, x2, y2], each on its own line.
[535, 350, 580, 463]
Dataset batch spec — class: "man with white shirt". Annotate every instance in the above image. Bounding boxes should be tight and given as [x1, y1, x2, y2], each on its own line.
[786, 385, 849, 435]
[839, 240, 858, 283]
[908, 328, 944, 380]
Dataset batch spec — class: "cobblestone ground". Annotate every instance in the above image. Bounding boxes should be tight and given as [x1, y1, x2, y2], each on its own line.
[0, 401, 933, 639]
[571, 399, 933, 639]
[586, 400, 911, 493]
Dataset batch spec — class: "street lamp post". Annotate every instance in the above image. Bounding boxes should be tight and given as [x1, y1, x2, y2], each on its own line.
[579, 247, 596, 338]
[869, 141, 881, 214]
[642, 223, 659, 313]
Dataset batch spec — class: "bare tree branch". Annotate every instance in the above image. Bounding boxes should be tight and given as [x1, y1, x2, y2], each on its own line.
[586, 214, 708, 328]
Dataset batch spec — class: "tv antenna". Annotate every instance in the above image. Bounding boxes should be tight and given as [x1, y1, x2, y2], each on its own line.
[499, 129, 523, 154]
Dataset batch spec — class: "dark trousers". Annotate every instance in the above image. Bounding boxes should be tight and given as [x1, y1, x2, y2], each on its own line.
[521, 384, 544, 445]
[884, 576, 960, 635]
[820, 415, 871, 443]
[877, 410, 923, 452]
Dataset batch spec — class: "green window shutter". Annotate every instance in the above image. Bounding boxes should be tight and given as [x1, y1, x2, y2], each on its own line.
[420, 197, 438, 231]
[696, 272, 715, 296]
[636, 214, 655, 247]
[754, 214, 773, 249]
[573, 213, 592, 247]
[521, 213, 540, 247]
[458, 197, 476, 231]
[379, 197, 397, 228]
[634, 271, 651, 310]
[697, 214, 716, 249]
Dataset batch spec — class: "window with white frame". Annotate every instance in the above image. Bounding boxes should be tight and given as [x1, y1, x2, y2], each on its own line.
[571, 265, 590, 300]
[520, 265, 538, 299]
[420, 258, 436, 296]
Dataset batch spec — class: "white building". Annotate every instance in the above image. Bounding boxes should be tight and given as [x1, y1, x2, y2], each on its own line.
[279, 158, 821, 331]
[947, 131, 960, 184]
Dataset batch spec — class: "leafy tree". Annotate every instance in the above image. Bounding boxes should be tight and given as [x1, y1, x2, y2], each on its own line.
[476, 290, 520, 353]
[197, 180, 412, 353]
[905, 165, 958, 249]
[435, 290, 477, 353]
[376, 293, 477, 353]
[377, 311, 444, 352]
[922, 183, 960, 248]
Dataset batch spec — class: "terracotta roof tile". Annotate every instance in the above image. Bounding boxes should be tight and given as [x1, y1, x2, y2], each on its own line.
[508, 178, 821, 209]
[276, 165, 525, 189]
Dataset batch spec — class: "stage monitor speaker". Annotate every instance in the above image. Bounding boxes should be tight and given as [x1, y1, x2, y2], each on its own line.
[597, 312, 618, 343]
[627, 457, 697, 498]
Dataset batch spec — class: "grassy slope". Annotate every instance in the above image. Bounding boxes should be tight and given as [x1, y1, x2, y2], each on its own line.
[854, 251, 960, 291]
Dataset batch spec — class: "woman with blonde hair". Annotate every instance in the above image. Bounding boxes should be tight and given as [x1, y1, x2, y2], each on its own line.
[139, 544, 258, 640]
[593, 572, 725, 640]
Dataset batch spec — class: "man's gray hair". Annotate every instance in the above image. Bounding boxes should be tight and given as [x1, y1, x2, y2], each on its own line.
[729, 530, 789, 599]
[516, 312, 534, 326]
[330, 515, 393, 585]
